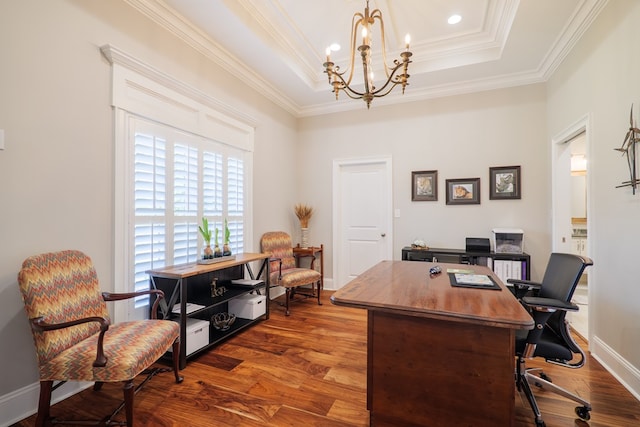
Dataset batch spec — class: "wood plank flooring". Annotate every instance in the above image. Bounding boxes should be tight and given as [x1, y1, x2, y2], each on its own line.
[11, 291, 640, 426]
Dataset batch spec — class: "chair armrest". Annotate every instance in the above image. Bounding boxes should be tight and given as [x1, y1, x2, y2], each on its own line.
[103, 289, 166, 320]
[521, 296, 579, 313]
[506, 278, 541, 298]
[31, 316, 110, 367]
[520, 296, 580, 350]
[268, 257, 283, 280]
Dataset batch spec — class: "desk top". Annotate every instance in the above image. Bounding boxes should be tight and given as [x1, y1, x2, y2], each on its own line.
[331, 260, 533, 330]
[146, 252, 269, 279]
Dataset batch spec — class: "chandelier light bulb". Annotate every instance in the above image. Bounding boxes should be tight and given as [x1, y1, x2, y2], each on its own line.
[405, 34, 411, 49]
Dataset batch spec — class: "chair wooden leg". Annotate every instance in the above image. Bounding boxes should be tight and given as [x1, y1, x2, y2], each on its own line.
[172, 340, 184, 383]
[94, 381, 104, 391]
[35, 381, 53, 427]
[123, 380, 134, 426]
[316, 280, 322, 306]
[285, 288, 292, 316]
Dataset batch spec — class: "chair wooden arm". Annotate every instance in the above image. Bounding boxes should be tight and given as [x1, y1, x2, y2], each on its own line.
[102, 289, 166, 319]
[31, 316, 110, 367]
[268, 256, 283, 280]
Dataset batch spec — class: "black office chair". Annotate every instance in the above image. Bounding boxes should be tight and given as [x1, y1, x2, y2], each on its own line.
[508, 253, 593, 427]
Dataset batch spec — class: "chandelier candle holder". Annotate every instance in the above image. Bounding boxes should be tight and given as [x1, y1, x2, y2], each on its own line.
[323, 0, 412, 108]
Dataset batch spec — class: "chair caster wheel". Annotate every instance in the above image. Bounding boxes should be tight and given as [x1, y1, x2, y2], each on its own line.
[575, 406, 591, 420]
[535, 419, 546, 427]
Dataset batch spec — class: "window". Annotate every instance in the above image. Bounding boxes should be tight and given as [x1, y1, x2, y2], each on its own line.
[105, 45, 255, 322]
[131, 119, 246, 307]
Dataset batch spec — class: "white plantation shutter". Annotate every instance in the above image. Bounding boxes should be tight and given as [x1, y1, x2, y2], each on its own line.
[130, 118, 248, 309]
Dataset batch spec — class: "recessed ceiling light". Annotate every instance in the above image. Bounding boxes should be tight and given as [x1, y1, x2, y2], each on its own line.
[448, 14, 462, 25]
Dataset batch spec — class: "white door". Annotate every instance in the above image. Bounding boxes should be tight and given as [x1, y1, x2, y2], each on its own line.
[333, 157, 393, 288]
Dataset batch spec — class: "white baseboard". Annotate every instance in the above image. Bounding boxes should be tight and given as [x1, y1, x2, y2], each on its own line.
[591, 335, 640, 401]
[0, 381, 91, 427]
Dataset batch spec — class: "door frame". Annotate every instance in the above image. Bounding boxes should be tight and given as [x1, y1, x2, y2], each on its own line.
[332, 157, 393, 289]
[551, 113, 592, 342]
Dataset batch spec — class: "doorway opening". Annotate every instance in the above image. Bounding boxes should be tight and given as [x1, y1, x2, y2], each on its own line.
[551, 116, 590, 341]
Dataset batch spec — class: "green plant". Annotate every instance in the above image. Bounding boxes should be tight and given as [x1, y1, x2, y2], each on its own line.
[224, 218, 230, 245]
[198, 217, 212, 245]
[214, 227, 219, 247]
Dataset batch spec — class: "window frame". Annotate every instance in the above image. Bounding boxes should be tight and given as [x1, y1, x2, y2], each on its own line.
[104, 45, 255, 322]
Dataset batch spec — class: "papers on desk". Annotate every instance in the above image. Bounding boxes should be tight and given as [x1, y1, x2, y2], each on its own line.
[448, 273, 501, 290]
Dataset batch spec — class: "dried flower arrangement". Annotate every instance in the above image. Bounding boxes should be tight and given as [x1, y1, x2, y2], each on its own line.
[294, 204, 313, 228]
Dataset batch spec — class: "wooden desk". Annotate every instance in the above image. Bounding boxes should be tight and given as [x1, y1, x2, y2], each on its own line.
[331, 260, 533, 427]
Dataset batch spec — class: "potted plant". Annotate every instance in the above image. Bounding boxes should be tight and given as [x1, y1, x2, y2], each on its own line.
[198, 217, 214, 259]
[223, 218, 232, 256]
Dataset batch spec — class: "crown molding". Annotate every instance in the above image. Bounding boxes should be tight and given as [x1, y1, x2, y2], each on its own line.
[123, 0, 301, 116]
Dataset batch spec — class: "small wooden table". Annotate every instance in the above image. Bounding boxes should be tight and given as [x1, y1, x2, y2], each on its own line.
[331, 260, 533, 426]
[293, 244, 324, 291]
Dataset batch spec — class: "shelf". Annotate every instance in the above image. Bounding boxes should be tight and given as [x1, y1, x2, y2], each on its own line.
[148, 253, 270, 369]
[401, 246, 531, 281]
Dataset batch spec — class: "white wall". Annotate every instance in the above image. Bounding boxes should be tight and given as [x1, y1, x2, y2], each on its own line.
[298, 84, 551, 282]
[2, 0, 640, 424]
[0, 0, 298, 423]
[546, 0, 640, 395]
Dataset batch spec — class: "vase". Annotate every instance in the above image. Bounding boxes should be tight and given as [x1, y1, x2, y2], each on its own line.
[203, 244, 213, 259]
[223, 244, 232, 256]
[301, 227, 309, 248]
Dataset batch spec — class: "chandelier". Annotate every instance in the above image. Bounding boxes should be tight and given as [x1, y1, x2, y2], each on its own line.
[323, 0, 412, 108]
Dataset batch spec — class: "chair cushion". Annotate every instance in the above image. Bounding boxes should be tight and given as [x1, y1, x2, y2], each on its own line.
[39, 320, 179, 382]
[515, 328, 573, 362]
[270, 268, 321, 288]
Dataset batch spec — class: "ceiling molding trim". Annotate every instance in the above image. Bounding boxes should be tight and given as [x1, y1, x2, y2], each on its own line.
[299, 69, 547, 118]
[124, 0, 301, 116]
[232, 0, 319, 88]
[538, 0, 609, 81]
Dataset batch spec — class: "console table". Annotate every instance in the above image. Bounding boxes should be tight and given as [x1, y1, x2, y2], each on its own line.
[402, 246, 531, 281]
[147, 253, 269, 369]
[331, 260, 533, 426]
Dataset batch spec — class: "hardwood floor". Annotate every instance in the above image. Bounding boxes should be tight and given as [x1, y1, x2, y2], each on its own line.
[12, 291, 640, 426]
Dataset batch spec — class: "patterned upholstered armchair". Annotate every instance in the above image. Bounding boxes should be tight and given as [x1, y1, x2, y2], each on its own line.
[260, 231, 322, 316]
[17, 250, 183, 427]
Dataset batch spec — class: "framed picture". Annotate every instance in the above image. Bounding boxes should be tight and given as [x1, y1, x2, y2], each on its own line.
[489, 166, 521, 200]
[412, 170, 438, 201]
[446, 178, 480, 205]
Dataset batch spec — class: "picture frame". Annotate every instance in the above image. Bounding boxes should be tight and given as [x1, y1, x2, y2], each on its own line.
[445, 178, 480, 205]
[489, 166, 521, 200]
[411, 170, 438, 201]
